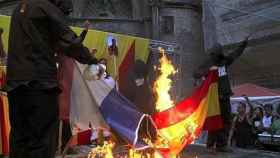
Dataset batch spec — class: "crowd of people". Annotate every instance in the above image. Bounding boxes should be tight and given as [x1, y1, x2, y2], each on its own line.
[228, 96, 280, 149]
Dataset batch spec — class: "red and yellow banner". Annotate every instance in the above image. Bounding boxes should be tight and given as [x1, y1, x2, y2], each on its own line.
[152, 70, 222, 157]
[0, 66, 9, 156]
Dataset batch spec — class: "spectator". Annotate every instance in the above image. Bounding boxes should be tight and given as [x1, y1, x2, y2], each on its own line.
[228, 102, 252, 148]
[6, 0, 98, 157]
[243, 96, 264, 143]
[98, 58, 115, 88]
[250, 106, 264, 145]
[261, 104, 274, 133]
[271, 105, 280, 135]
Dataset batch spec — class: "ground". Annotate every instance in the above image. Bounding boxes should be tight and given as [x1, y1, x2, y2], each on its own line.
[182, 145, 279, 158]
[56, 144, 280, 158]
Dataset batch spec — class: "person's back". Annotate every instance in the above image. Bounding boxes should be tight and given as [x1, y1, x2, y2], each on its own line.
[8, 0, 59, 82]
[7, 0, 95, 84]
[6, 1, 97, 158]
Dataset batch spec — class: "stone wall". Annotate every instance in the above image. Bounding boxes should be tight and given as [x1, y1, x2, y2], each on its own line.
[209, 0, 280, 89]
[69, 18, 152, 38]
[156, 2, 205, 97]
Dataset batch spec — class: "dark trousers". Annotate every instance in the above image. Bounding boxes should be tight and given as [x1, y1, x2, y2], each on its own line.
[61, 120, 72, 150]
[8, 86, 59, 158]
[207, 96, 231, 148]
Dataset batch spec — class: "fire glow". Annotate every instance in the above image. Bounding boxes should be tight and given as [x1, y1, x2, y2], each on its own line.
[88, 48, 182, 158]
[153, 47, 177, 112]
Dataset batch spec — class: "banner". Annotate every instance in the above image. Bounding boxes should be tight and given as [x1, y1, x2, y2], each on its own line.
[152, 70, 222, 157]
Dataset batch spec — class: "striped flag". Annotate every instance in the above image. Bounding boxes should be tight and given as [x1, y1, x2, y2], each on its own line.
[0, 67, 9, 157]
[152, 70, 222, 156]
[0, 95, 9, 156]
[65, 61, 155, 149]
[118, 40, 135, 95]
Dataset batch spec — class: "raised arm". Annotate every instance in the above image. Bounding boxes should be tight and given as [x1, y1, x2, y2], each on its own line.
[228, 116, 237, 147]
[225, 39, 248, 66]
[193, 58, 213, 79]
[243, 95, 254, 115]
[41, 2, 98, 65]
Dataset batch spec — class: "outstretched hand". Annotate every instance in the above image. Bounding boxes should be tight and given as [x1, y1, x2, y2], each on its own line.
[84, 20, 91, 31]
[90, 48, 97, 56]
[245, 33, 253, 42]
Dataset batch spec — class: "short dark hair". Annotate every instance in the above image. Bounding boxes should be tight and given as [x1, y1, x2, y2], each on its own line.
[0, 28, 3, 34]
[210, 43, 223, 55]
[98, 58, 107, 64]
[264, 104, 273, 110]
[239, 102, 246, 108]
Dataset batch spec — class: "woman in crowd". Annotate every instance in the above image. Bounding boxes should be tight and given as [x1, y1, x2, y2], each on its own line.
[249, 106, 264, 147]
[228, 102, 253, 148]
[243, 96, 264, 145]
[261, 104, 275, 133]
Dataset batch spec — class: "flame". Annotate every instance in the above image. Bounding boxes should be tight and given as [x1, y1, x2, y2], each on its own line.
[88, 141, 114, 158]
[154, 48, 177, 112]
[87, 48, 180, 158]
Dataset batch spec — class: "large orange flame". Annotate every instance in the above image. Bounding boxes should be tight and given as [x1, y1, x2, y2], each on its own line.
[154, 48, 177, 112]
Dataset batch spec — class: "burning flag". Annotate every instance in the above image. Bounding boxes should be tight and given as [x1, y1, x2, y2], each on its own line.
[152, 48, 222, 157]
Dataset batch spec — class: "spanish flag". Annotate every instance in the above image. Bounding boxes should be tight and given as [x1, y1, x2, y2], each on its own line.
[0, 66, 9, 157]
[152, 70, 222, 157]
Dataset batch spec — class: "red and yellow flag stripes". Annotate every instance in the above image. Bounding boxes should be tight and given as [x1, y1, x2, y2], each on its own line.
[152, 70, 221, 156]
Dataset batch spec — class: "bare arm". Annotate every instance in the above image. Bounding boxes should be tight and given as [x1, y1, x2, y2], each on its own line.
[244, 95, 254, 115]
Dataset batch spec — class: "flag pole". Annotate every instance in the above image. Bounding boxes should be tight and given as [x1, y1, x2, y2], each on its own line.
[114, 55, 119, 91]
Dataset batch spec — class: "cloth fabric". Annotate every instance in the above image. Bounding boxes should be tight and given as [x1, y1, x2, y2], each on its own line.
[152, 70, 221, 157]
[206, 97, 232, 148]
[0, 95, 10, 156]
[69, 62, 155, 149]
[120, 60, 155, 115]
[6, 1, 97, 158]
[193, 41, 248, 149]
[262, 115, 273, 128]
[8, 86, 59, 158]
[193, 41, 248, 97]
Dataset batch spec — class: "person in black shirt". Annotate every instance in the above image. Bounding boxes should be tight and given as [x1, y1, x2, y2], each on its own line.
[6, 0, 98, 158]
[193, 37, 249, 152]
